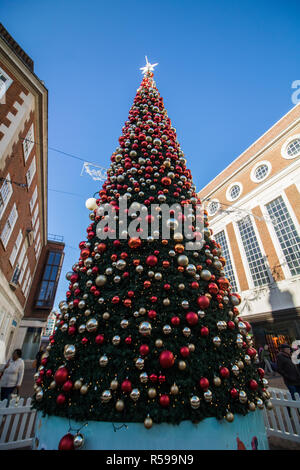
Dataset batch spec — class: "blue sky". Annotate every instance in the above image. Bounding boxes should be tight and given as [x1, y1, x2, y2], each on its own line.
[1, 0, 299, 310]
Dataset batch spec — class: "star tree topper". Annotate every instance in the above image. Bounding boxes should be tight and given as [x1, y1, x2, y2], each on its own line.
[140, 56, 158, 75]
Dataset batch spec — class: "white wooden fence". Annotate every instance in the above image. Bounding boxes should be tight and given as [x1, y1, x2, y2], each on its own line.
[0, 388, 299, 449]
[263, 388, 300, 443]
[0, 397, 36, 450]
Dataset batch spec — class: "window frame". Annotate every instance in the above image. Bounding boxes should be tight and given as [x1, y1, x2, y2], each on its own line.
[35, 250, 63, 308]
[281, 134, 300, 160]
[207, 199, 220, 217]
[0, 66, 13, 100]
[0, 174, 13, 220]
[23, 124, 35, 163]
[226, 182, 243, 202]
[250, 160, 272, 183]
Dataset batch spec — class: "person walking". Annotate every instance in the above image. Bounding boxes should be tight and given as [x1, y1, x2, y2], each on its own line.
[0, 349, 25, 402]
[276, 343, 300, 400]
[261, 344, 276, 376]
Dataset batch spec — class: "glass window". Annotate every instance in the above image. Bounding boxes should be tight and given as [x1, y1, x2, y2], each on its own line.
[237, 216, 271, 287]
[214, 230, 238, 292]
[254, 164, 269, 181]
[208, 200, 220, 216]
[287, 139, 300, 158]
[230, 185, 241, 200]
[266, 196, 300, 276]
[0, 67, 13, 100]
[36, 251, 63, 307]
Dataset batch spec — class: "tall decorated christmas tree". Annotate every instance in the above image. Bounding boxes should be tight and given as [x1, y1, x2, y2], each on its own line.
[33, 59, 270, 450]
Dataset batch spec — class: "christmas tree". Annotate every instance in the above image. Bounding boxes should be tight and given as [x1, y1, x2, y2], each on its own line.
[33, 59, 271, 442]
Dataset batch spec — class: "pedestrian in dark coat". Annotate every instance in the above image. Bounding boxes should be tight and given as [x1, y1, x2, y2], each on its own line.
[276, 343, 300, 400]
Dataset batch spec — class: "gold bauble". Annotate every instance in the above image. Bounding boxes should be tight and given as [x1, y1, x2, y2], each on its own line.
[178, 361, 186, 370]
[225, 412, 234, 422]
[248, 402, 256, 411]
[144, 415, 153, 429]
[74, 380, 83, 390]
[115, 400, 125, 411]
[188, 343, 195, 352]
[213, 377, 222, 387]
[174, 232, 184, 242]
[80, 384, 88, 395]
[237, 360, 244, 369]
[49, 381, 56, 389]
[110, 379, 119, 390]
[148, 388, 157, 398]
[177, 255, 189, 266]
[103, 312, 110, 320]
[256, 398, 264, 409]
[170, 384, 179, 395]
[265, 400, 273, 410]
[155, 339, 163, 348]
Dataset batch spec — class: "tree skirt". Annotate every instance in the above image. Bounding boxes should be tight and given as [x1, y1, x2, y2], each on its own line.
[34, 409, 268, 450]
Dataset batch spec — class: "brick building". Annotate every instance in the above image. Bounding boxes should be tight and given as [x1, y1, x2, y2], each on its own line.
[0, 24, 64, 364]
[198, 102, 300, 359]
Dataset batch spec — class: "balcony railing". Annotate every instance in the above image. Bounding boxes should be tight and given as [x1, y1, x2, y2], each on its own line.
[48, 233, 64, 243]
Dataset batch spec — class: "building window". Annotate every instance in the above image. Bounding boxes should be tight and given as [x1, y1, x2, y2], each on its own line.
[251, 161, 271, 183]
[237, 215, 271, 287]
[226, 182, 242, 202]
[266, 196, 300, 276]
[23, 124, 34, 163]
[36, 251, 63, 307]
[26, 156, 36, 188]
[34, 219, 40, 239]
[32, 204, 39, 226]
[9, 229, 23, 266]
[19, 256, 28, 285]
[281, 135, 300, 159]
[0, 203, 18, 249]
[0, 67, 13, 100]
[0, 174, 13, 220]
[214, 230, 238, 292]
[208, 200, 220, 216]
[30, 186, 38, 213]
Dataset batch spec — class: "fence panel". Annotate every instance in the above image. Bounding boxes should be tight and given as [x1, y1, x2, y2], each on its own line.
[0, 397, 36, 450]
[264, 388, 300, 443]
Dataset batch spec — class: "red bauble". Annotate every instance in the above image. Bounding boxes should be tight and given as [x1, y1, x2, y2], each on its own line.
[150, 373, 158, 382]
[258, 368, 265, 378]
[54, 367, 68, 385]
[219, 367, 230, 378]
[161, 177, 172, 186]
[98, 243, 106, 253]
[208, 282, 219, 295]
[159, 350, 175, 368]
[80, 248, 90, 259]
[249, 379, 258, 390]
[68, 326, 76, 336]
[180, 346, 190, 358]
[200, 326, 209, 337]
[230, 388, 238, 398]
[95, 334, 104, 345]
[140, 344, 150, 356]
[56, 393, 66, 405]
[227, 321, 235, 330]
[58, 433, 75, 451]
[81, 337, 88, 345]
[121, 379, 132, 393]
[62, 380, 73, 392]
[199, 377, 209, 390]
[171, 316, 180, 326]
[247, 347, 257, 358]
[46, 369, 52, 378]
[159, 394, 170, 407]
[125, 336, 132, 345]
[185, 311, 198, 326]
[146, 255, 158, 266]
[148, 310, 157, 319]
[197, 295, 210, 309]
[158, 375, 166, 383]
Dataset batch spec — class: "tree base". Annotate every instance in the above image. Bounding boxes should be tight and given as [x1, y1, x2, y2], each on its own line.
[34, 410, 268, 450]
